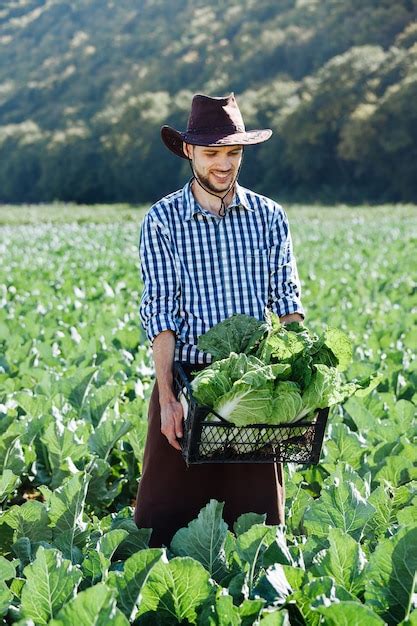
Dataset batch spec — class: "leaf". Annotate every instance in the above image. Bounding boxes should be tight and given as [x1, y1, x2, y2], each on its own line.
[258, 609, 291, 625]
[41, 473, 90, 561]
[312, 527, 366, 595]
[83, 530, 130, 584]
[0, 556, 15, 582]
[40, 421, 88, 488]
[344, 397, 377, 431]
[235, 525, 276, 595]
[255, 564, 293, 604]
[364, 525, 417, 624]
[397, 505, 417, 527]
[197, 314, 267, 360]
[14, 392, 50, 418]
[82, 549, 105, 585]
[3, 501, 52, 544]
[392, 400, 416, 424]
[286, 486, 314, 535]
[59, 367, 97, 411]
[12, 537, 35, 568]
[0, 581, 12, 618]
[321, 423, 366, 471]
[263, 526, 295, 569]
[88, 416, 132, 460]
[86, 458, 125, 510]
[304, 472, 375, 541]
[170, 499, 228, 581]
[0, 470, 19, 503]
[1, 438, 28, 475]
[85, 384, 119, 426]
[99, 529, 129, 560]
[110, 517, 151, 560]
[233, 512, 266, 537]
[137, 556, 213, 624]
[20, 546, 82, 625]
[198, 590, 241, 625]
[373, 455, 413, 488]
[289, 576, 358, 626]
[108, 548, 163, 620]
[317, 601, 385, 625]
[365, 485, 413, 542]
[49, 582, 129, 626]
[239, 598, 265, 625]
[323, 327, 353, 371]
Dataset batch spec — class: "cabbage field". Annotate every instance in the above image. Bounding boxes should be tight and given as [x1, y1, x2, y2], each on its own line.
[0, 203, 416, 625]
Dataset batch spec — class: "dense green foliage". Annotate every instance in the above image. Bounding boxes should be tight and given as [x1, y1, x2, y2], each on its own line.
[0, 204, 416, 623]
[0, 1, 416, 203]
[191, 316, 374, 427]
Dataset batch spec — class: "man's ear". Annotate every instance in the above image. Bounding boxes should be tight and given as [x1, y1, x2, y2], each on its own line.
[182, 142, 192, 159]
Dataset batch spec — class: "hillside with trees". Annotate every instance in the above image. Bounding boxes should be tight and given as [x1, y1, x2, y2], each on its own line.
[0, 0, 416, 203]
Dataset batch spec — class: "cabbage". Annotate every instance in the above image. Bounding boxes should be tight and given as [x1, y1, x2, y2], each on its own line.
[190, 368, 232, 407]
[271, 381, 303, 424]
[190, 314, 378, 432]
[297, 364, 357, 419]
[213, 380, 274, 426]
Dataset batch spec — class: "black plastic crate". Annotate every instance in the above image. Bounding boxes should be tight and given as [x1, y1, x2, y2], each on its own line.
[173, 361, 329, 465]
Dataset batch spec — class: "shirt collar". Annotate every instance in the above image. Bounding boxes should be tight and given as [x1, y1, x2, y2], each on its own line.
[182, 179, 254, 221]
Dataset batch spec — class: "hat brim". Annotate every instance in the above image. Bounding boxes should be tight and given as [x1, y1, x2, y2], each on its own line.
[161, 125, 272, 159]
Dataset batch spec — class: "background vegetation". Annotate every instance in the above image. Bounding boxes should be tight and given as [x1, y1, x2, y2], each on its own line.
[1, 203, 416, 623]
[0, 0, 417, 204]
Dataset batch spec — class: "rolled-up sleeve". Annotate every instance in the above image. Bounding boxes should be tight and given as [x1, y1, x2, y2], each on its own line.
[139, 214, 180, 343]
[268, 207, 305, 318]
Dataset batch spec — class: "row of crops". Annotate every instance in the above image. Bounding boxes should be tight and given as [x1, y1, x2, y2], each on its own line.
[0, 204, 416, 624]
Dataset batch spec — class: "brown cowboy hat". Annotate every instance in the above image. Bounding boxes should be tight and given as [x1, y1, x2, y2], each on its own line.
[161, 92, 272, 159]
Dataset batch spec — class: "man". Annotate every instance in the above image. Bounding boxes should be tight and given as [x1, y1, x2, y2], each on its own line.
[134, 93, 304, 547]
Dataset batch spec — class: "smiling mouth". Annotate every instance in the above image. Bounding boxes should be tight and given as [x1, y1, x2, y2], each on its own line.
[212, 172, 232, 182]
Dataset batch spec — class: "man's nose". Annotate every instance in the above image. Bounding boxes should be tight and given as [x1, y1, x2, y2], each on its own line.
[216, 155, 233, 170]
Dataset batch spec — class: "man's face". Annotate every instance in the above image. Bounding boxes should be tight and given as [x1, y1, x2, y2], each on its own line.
[183, 143, 243, 194]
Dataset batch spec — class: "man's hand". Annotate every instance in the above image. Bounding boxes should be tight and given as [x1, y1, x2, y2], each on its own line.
[160, 397, 184, 451]
[151, 330, 183, 450]
[280, 312, 304, 325]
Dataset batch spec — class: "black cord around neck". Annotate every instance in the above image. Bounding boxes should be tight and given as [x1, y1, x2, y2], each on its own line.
[188, 157, 243, 217]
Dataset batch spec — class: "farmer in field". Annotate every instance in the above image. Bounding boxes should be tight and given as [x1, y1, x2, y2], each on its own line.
[134, 93, 304, 547]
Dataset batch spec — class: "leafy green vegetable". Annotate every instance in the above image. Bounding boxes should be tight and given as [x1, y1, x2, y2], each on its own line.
[197, 314, 267, 360]
[271, 381, 303, 424]
[20, 546, 82, 624]
[304, 466, 376, 541]
[297, 364, 357, 419]
[364, 525, 417, 624]
[136, 556, 214, 624]
[49, 583, 130, 626]
[192, 314, 373, 428]
[312, 528, 366, 595]
[108, 548, 163, 620]
[170, 499, 228, 581]
[317, 601, 385, 625]
[0, 206, 415, 623]
[214, 380, 274, 426]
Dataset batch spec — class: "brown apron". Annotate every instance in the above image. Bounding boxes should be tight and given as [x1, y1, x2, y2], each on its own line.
[134, 363, 285, 547]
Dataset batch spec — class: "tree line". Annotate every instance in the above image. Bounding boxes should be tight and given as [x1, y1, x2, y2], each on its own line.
[0, 0, 416, 203]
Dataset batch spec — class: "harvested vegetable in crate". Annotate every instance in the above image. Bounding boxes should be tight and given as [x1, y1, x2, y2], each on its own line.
[175, 312, 380, 464]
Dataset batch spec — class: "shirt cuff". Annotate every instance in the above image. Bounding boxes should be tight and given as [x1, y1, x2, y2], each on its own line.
[269, 298, 305, 319]
[145, 314, 178, 344]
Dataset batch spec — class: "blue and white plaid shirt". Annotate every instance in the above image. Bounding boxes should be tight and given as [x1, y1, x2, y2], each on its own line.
[139, 180, 304, 364]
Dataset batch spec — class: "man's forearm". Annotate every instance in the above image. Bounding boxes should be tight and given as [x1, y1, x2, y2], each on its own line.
[152, 330, 176, 402]
[280, 312, 304, 324]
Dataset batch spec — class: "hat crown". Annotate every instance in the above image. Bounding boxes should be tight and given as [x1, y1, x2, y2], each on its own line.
[187, 93, 245, 134]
